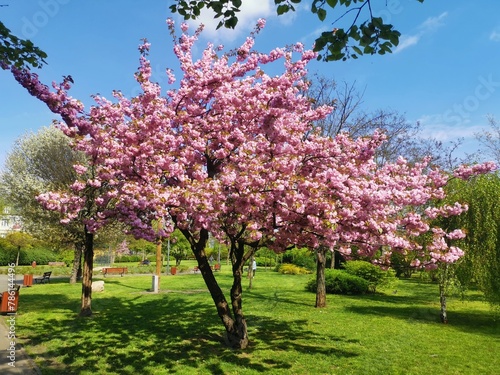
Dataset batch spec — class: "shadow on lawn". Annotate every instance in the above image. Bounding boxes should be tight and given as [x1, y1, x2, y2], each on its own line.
[18, 290, 359, 374]
[344, 291, 500, 338]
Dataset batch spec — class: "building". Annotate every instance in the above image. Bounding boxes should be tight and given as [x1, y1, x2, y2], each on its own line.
[0, 207, 22, 237]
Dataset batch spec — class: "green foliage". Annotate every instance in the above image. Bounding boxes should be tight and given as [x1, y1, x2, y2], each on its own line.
[0, 247, 58, 266]
[128, 238, 156, 254]
[390, 251, 417, 278]
[277, 263, 311, 275]
[438, 174, 500, 305]
[115, 255, 143, 263]
[254, 255, 276, 268]
[166, 230, 191, 265]
[282, 247, 316, 270]
[0, 21, 47, 69]
[169, 0, 426, 61]
[343, 260, 390, 292]
[306, 268, 369, 294]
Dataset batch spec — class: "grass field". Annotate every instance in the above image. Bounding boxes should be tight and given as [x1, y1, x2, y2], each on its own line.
[9, 263, 500, 375]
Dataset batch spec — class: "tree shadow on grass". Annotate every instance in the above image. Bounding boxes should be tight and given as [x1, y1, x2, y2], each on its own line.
[17, 291, 359, 375]
[344, 302, 500, 337]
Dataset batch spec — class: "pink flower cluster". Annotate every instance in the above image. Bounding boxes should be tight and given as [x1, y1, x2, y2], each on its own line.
[9, 18, 496, 266]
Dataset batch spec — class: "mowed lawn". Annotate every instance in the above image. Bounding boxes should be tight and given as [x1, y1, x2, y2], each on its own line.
[10, 265, 500, 375]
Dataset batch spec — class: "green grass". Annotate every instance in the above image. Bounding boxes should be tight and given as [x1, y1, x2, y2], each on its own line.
[8, 268, 500, 375]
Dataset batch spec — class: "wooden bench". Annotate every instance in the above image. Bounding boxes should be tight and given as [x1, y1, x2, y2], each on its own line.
[194, 264, 221, 273]
[34, 271, 52, 284]
[102, 267, 127, 277]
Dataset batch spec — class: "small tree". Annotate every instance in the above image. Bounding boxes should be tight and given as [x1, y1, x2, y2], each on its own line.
[5, 231, 33, 266]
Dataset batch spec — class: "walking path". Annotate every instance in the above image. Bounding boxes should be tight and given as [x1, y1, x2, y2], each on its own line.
[0, 274, 41, 374]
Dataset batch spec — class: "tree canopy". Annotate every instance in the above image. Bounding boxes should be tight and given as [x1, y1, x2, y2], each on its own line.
[438, 173, 500, 306]
[5, 17, 495, 349]
[169, 0, 425, 61]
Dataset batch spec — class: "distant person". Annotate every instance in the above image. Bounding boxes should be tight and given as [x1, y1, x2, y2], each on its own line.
[252, 258, 257, 278]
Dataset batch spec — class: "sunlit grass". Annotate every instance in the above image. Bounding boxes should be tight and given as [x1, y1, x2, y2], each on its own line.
[10, 268, 500, 375]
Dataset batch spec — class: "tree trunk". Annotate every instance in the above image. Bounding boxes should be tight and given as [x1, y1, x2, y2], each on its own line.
[69, 242, 83, 284]
[16, 246, 21, 267]
[439, 264, 448, 324]
[80, 227, 94, 317]
[316, 246, 327, 308]
[227, 240, 251, 349]
[182, 228, 249, 349]
[156, 238, 162, 291]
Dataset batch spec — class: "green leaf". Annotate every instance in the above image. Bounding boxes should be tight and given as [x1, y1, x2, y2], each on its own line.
[352, 46, 362, 55]
[389, 31, 400, 46]
[224, 16, 238, 29]
[326, 0, 338, 7]
[317, 8, 327, 21]
[277, 4, 289, 15]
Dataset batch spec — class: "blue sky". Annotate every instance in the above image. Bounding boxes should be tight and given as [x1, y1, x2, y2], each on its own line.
[1, 0, 500, 169]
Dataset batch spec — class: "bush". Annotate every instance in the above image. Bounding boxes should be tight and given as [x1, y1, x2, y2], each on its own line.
[115, 255, 143, 263]
[254, 256, 276, 268]
[306, 269, 369, 295]
[343, 260, 391, 293]
[0, 249, 16, 266]
[0, 248, 59, 266]
[390, 252, 415, 278]
[282, 248, 316, 270]
[277, 263, 312, 275]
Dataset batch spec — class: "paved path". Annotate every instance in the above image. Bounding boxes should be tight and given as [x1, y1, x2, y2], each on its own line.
[0, 274, 41, 374]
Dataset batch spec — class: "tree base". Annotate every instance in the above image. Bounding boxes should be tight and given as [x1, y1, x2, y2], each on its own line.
[223, 331, 249, 350]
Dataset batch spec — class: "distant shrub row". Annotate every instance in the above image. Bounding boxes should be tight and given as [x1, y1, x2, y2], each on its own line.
[0, 248, 59, 266]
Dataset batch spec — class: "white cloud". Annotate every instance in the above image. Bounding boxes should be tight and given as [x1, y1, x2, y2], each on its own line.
[394, 35, 420, 54]
[490, 28, 500, 42]
[419, 12, 448, 32]
[394, 12, 448, 54]
[417, 114, 486, 141]
[187, 0, 274, 43]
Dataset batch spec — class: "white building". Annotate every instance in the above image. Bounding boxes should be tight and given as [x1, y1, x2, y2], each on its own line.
[0, 207, 22, 237]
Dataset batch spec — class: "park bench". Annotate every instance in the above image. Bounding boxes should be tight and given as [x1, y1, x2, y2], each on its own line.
[194, 264, 221, 273]
[102, 267, 128, 277]
[34, 271, 52, 284]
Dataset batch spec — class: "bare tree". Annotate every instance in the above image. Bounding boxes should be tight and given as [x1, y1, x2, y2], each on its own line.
[475, 116, 500, 166]
[306, 74, 453, 168]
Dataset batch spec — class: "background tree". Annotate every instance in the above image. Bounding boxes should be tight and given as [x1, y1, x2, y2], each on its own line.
[128, 238, 157, 261]
[306, 74, 451, 167]
[0, 126, 88, 283]
[436, 173, 500, 307]
[475, 116, 500, 166]
[169, 0, 426, 61]
[4, 231, 33, 266]
[167, 230, 191, 266]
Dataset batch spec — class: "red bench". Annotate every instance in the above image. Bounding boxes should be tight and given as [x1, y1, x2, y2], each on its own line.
[102, 267, 127, 277]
